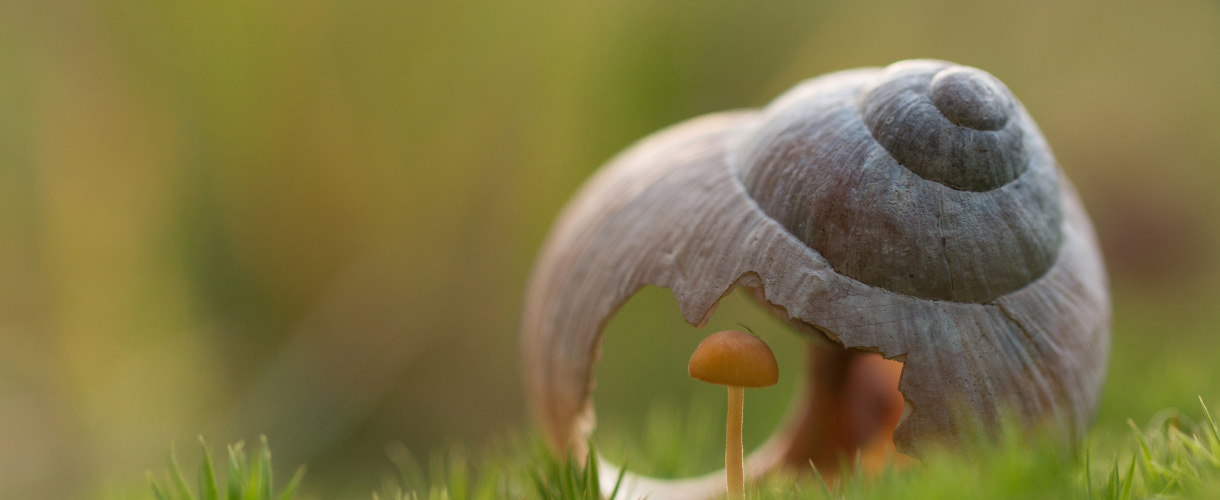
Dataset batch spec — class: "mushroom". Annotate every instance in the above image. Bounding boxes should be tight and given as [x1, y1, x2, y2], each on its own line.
[519, 60, 1110, 499]
[688, 330, 779, 500]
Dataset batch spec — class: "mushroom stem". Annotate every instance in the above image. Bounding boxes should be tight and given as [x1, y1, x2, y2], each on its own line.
[726, 386, 745, 500]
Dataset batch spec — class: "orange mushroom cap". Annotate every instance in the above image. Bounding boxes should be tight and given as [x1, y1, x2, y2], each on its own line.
[688, 330, 779, 388]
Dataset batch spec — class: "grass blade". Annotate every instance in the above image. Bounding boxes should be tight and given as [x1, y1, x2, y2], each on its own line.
[149, 471, 170, 500]
[608, 460, 627, 500]
[170, 445, 198, 500]
[1120, 455, 1136, 500]
[260, 436, 274, 500]
[1128, 419, 1153, 464]
[278, 466, 306, 500]
[227, 443, 244, 500]
[199, 438, 219, 500]
[245, 440, 263, 500]
[810, 460, 833, 497]
[1202, 397, 1220, 451]
[586, 448, 599, 500]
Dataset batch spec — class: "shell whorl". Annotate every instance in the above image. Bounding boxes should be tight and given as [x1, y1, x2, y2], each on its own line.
[738, 60, 1063, 303]
[863, 63, 1027, 190]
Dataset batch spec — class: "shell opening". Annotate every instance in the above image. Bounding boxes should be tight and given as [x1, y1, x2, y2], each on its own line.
[591, 285, 911, 499]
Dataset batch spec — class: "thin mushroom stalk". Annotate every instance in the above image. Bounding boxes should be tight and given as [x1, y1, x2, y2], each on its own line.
[520, 59, 1110, 500]
[726, 386, 744, 498]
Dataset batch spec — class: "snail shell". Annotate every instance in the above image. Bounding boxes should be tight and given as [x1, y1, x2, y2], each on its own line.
[519, 60, 1110, 498]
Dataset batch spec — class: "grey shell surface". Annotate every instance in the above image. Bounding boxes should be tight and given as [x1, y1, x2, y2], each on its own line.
[519, 59, 1110, 497]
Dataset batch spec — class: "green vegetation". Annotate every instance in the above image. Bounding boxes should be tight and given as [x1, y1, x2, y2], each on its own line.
[149, 399, 1220, 499]
[528, 444, 627, 500]
[148, 436, 304, 500]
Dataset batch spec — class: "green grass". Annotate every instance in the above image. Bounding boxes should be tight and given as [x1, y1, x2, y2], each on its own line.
[148, 399, 1220, 499]
[148, 436, 305, 500]
[758, 397, 1220, 499]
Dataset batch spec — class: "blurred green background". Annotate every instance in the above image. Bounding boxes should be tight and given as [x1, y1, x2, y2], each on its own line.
[1, 0, 1218, 497]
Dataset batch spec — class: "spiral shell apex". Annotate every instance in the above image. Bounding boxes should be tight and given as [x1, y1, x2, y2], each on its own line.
[739, 60, 1062, 302]
[520, 60, 1110, 500]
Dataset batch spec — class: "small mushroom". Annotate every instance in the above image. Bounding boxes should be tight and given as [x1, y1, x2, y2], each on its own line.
[688, 330, 779, 500]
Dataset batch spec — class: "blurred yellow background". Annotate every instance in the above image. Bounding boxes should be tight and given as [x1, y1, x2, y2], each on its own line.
[1, 0, 1218, 497]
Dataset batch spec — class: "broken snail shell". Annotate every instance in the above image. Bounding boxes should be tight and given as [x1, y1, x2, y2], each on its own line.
[519, 59, 1110, 498]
